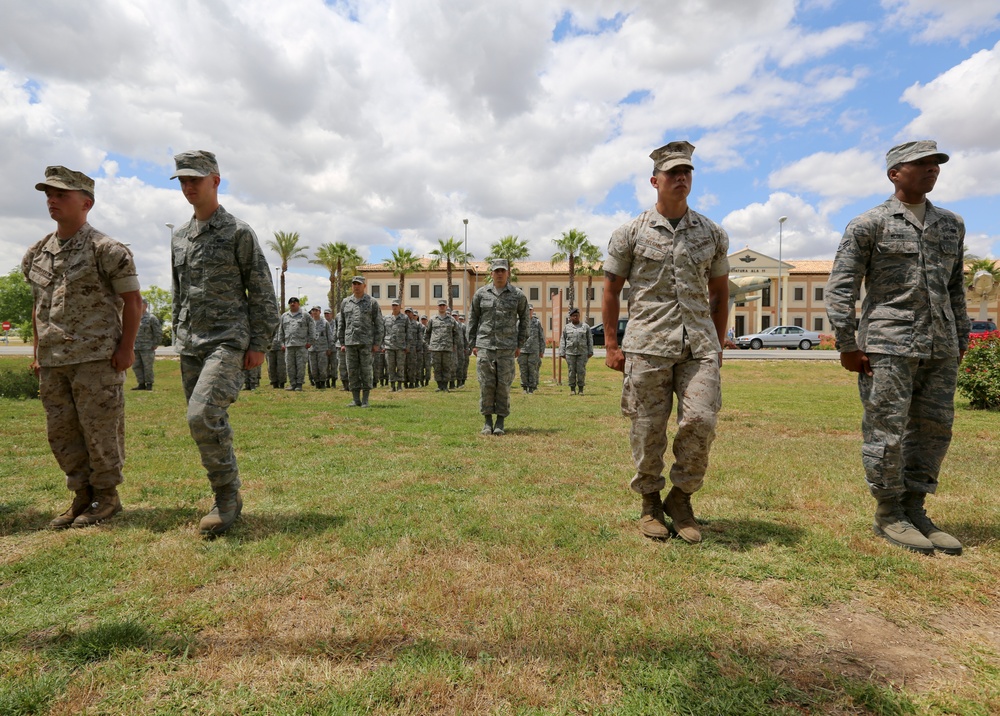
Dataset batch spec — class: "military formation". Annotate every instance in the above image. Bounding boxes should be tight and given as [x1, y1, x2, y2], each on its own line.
[22, 138, 971, 557]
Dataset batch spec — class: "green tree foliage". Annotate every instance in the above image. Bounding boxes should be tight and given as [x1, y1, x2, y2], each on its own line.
[965, 258, 1000, 288]
[485, 235, 530, 283]
[575, 241, 603, 323]
[141, 286, 171, 324]
[267, 231, 309, 309]
[551, 228, 589, 309]
[0, 269, 33, 326]
[958, 331, 1000, 409]
[385, 248, 423, 301]
[312, 242, 362, 313]
[428, 237, 472, 309]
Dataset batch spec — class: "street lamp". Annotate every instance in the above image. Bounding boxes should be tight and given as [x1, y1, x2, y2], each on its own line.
[777, 216, 788, 327]
[463, 218, 470, 304]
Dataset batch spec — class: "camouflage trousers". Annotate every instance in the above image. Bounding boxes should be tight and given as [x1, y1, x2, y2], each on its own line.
[338, 349, 349, 384]
[405, 350, 420, 384]
[266, 348, 286, 386]
[284, 346, 307, 388]
[133, 350, 155, 386]
[517, 352, 539, 389]
[181, 346, 244, 490]
[622, 350, 721, 496]
[39, 360, 126, 491]
[345, 345, 374, 390]
[243, 365, 261, 390]
[565, 354, 589, 389]
[423, 351, 432, 382]
[477, 349, 516, 417]
[431, 350, 455, 384]
[460, 352, 471, 383]
[308, 351, 329, 384]
[327, 349, 338, 383]
[857, 354, 957, 500]
[373, 350, 387, 384]
[386, 348, 406, 383]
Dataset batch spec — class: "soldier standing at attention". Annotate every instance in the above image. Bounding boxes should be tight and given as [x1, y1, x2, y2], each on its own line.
[826, 140, 966, 556]
[560, 307, 594, 394]
[603, 141, 730, 543]
[457, 312, 472, 387]
[426, 300, 460, 392]
[266, 306, 287, 389]
[468, 259, 529, 435]
[450, 309, 467, 390]
[338, 276, 384, 407]
[323, 308, 339, 389]
[517, 305, 545, 393]
[170, 150, 278, 536]
[24, 166, 142, 529]
[403, 308, 421, 388]
[278, 297, 313, 391]
[383, 299, 409, 392]
[307, 305, 331, 389]
[132, 299, 162, 391]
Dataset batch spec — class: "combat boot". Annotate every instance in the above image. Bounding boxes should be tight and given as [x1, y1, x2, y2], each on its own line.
[577, 386, 584, 395]
[71, 487, 122, 528]
[570, 386, 577, 395]
[48, 487, 94, 530]
[663, 486, 701, 543]
[639, 491, 670, 540]
[361, 390, 370, 407]
[435, 382, 444, 392]
[873, 497, 935, 555]
[348, 390, 362, 407]
[901, 492, 962, 555]
[199, 485, 243, 536]
[493, 416, 505, 435]
[131, 383, 144, 391]
[481, 415, 494, 435]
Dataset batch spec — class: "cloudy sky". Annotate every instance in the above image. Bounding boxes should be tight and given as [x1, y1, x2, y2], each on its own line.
[2, 0, 999, 301]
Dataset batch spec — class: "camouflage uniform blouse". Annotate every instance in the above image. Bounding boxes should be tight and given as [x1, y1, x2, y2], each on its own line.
[337, 293, 385, 347]
[468, 283, 529, 350]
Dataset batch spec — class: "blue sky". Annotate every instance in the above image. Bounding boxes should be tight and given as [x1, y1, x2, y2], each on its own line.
[1, 0, 999, 302]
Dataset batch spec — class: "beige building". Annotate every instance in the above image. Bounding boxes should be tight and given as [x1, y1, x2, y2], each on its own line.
[358, 253, 999, 338]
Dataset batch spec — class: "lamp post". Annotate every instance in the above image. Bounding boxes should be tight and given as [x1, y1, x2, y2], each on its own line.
[463, 218, 470, 305]
[777, 216, 788, 327]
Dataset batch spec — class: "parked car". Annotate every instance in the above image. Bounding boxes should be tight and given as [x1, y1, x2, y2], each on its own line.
[969, 319, 997, 338]
[735, 325, 822, 350]
[591, 318, 628, 347]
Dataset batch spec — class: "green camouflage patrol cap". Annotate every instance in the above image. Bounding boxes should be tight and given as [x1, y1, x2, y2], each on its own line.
[170, 150, 219, 179]
[35, 166, 95, 198]
[885, 140, 949, 170]
[437, 299, 448, 306]
[391, 299, 401, 306]
[650, 141, 695, 172]
[351, 276, 366, 284]
[490, 259, 509, 271]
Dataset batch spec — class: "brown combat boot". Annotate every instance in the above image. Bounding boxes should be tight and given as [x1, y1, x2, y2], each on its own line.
[199, 486, 243, 536]
[639, 491, 670, 540]
[71, 487, 122, 528]
[901, 492, 962, 556]
[48, 487, 93, 530]
[663, 487, 701, 543]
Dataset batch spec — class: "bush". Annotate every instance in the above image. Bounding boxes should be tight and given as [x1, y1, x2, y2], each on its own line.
[817, 334, 837, 350]
[957, 330, 1000, 410]
[0, 368, 39, 399]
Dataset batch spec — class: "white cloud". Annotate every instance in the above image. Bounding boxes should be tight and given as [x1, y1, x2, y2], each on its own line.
[767, 148, 887, 209]
[721, 192, 843, 260]
[881, 0, 1000, 43]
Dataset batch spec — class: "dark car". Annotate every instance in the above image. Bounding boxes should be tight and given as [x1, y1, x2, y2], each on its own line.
[591, 318, 628, 347]
[970, 319, 997, 338]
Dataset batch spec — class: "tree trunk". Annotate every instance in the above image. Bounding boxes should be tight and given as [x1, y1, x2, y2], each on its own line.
[585, 274, 593, 323]
[446, 259, 454, 310]
[567, 254, 575, 309]
[399, 275, 405, 305]
[280, 264, 287, 311]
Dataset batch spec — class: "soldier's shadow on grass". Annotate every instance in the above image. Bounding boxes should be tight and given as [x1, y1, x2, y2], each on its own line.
[226, 511, 346, 540]
[700, 518, 804, 551]
[501, 427, 563, 436]
[117, 507, 203, 533]
[937, 520, 1000, 548]
[0, 500, 53, 535]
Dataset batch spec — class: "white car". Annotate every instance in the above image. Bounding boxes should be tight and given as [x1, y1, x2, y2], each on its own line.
[735, 325, 822, 350]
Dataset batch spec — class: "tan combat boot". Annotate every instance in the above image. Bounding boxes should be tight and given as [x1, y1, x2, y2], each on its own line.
[873, 498, 934, 555]
[199, 486, 243, 536]
[663, 487, 701, 544]
[71, 487, 122, 528]
[901, 492, 962, 556]
[639, 491, 670, 540]
[48, 487, 94, 530]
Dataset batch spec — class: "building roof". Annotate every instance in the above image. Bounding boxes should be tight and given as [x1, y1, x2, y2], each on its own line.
[787, 260, 834, 274]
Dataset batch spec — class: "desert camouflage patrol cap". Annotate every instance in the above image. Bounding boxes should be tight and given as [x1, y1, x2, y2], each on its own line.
[170, 150, 219, 179]
[886, 140, 949, 170]
[35, 166, 95, 198]
[490, 259, 509, 271]
[351, 276, 366, 284]
[650, 141, 695, 173]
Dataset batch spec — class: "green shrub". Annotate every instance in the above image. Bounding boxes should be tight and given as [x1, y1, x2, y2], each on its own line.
[0, 368, 39, 399]
[957, 330, 1000, 409]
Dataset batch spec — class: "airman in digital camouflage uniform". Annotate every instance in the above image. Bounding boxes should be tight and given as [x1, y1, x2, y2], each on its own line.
[131, 299, 162, 391]
[420, 315, 432, 386]
[560, 307, 594, 394]
[334, 312, 350, 390]
[24, 166, 143, 529]
[826, 140, 967, 556]
[450, 309, 467, 389]
[426, 300, 460, 391]
[338, 276, 384, 406]
[323, 308, 339, 388]
[604, 141, 730, 544]
[278, 297, 313, 391]
[307, 305, 331, 389]
[383, 299, 409, 391]
[468, 259, 529, 435]
[266, 308, 287, 388]
[457, 313, 472, 386]
[517, 304, 545, 393]
[170, 150, 279, 536]
[404, 308, 421, 388]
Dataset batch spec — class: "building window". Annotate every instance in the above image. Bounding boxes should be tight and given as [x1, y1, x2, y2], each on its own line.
[410, 284, 419, 299]
[433, 284, 443, 298]
[549, 287, 559, 298]
[815, 287, 824, 301]
[587, 316, 595, 327]
[530, 287, 539, 301]
[387, 285, 397, 299]
[761, 315, 771, 330]
[451, 284, 460, 298]
[621, 287, 630, 300]
[761, 286, 771, 307]
[371, 285, 380, 299]
[814, 317, 824, 331]
[794, 287, 804, 301]
[586, 287, 595, 301]
[793, 317, 803, 327]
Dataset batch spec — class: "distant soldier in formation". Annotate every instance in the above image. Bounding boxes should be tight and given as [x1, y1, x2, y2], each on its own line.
[338, 276, 384, 407]
[323, 308, 338, 389]
[560, 307, 594, 394]
[456, 313, 471, 387]
[266, 306, 287, 389]
[468, 259, 529, 435]
[132, 298, 162, 391]
[425, 300, 461, 392]
[404, 307, 421, 388]
[242, 364, 261, 391]
[307, 306, 331, 388]
[383, 299, 410, 392]
[450, 310, 467, 389]
[420, 315, 432, 386]
[334, 311, 350, 390]
[278, 297, 313, 391]
[517, 304, 545, 393]
[373, 329, 388, 387]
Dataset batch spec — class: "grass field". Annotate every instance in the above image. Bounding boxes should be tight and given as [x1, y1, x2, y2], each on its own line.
[1, 355, 998, 715]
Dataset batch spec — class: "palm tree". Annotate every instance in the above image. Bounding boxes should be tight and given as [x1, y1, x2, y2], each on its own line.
[575, 241, 603, 324]
[551, 228, 589, 310]
[385, 248, 423, 303]
[267, 231, 309, 309]
[485, 235, 530, 283]
[428, 237, 472, 309]
[966, 257, 1000, 289]
[312, 242, 362, 312]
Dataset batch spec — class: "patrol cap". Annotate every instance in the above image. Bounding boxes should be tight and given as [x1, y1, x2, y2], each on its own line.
[886, 140, 949, 170]
[391, 299, 401, 306]
[351, 276, 366, 284]
[35, 166, 95, 198]
[288, 297, 300, 304]
[527, 304, 534, 310]
[569, 307, 580, 316]
[437, 299, 447, 306]
[650, 141, 695, 173]
[170, 150, 219, 179]
[490, 259, 509, 271]
[404, 306, 413, 313]
[309, 305, 321, 312]
[421, 315, 428, 320]
[323, 307, 333, 313]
